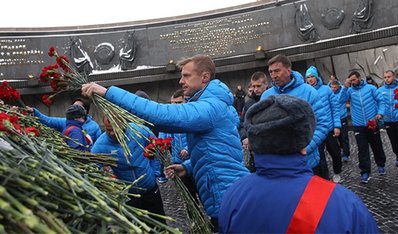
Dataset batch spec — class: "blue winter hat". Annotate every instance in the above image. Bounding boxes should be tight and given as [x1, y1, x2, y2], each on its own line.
[305, 65, 319, 79]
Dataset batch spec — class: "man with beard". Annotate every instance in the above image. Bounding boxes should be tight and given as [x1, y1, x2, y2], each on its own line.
[340, 71, 386, 183]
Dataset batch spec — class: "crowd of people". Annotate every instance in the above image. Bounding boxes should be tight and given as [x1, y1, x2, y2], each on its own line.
[23, 53, 398, 232]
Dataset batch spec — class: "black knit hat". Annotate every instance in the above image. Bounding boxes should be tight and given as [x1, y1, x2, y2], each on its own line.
[244, 94, 315, 154]
[65, 104, 86, 120]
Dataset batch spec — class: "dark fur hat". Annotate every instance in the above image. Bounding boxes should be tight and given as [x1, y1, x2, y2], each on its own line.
[244, 94, 315, 154]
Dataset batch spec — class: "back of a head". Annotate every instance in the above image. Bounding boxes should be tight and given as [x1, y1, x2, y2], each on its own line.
[65, 104, 86, 120]
[72, 96, 91, 113]
[135, 90, 150, 100]
[177, 54, 216, 80]
[244, 94, 315, 154]
[171, 89, 185, 99]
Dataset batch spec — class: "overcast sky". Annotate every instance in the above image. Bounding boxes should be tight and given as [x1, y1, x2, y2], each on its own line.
[0, 0, 254, 28]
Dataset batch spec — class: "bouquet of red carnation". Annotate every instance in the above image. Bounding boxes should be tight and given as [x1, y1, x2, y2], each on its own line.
[39, 47, 152, 162]
[0, 111, 39, 137]
[0, 81, 25, 107]
[144, 136, 212, 233]
[367, 119, 377, 132]
[144, 136, 173, 162]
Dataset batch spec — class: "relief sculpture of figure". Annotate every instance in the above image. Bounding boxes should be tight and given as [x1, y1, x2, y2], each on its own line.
[294, 3, 319, 42]
[119, 31, 136, 70]
[352, 0, 373, 33]
[321, 8, 345, 30]
[69, 36, 93, 75]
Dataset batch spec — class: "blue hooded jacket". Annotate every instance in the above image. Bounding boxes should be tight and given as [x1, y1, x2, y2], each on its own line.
[219, 153, 379, 233]
[158, 132, 188, 164]
[339, 80, 385, 126]
[305, 66, 341, 130]
[104, 79, 250, 218]
[34, 108, 102, 142]
[260, 71, 329, 168]
[376, 79, 398, 123]
[91, 123, 159, 194]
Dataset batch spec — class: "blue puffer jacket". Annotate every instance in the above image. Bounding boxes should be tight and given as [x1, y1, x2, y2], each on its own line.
[305, 66, 341, 130]
[91, 123, 159, 194]
[340, 80, 385, 126]
[260, 71, 329, 168]
[332, 86, 348, 119]
[62, 119, 90, 152]
[34, 108, 102, 142]
[376, 80, 398, 123]
[158, 132, 188, 164]
[218, 153, 379, 233]
[104, 79, 250, 218]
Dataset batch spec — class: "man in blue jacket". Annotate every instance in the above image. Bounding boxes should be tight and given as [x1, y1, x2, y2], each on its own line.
[340, 71, 386, 183]
[377, 70, 398, 166]
[91, 116, 165, 223]
[330, 80, 351, 162]
[30, 96, 102, 143]
[82, 54, 249, 231]
[260, 54, 329, 169]
[219, 95, 379, 233]
[306, 66, 342, 183]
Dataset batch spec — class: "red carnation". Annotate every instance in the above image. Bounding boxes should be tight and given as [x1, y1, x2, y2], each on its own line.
[367, 119, 377, 132]
[25, 126, 39, 137]
[48, 47, 57, 57]
[41, 94, 54, 106]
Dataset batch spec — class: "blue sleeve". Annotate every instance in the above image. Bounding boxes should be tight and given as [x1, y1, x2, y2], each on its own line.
[182, 159, 192, 176]
[105, 86, 215, 133]
[181, 134, 188, 151]
[34, 108, 66, 132]
[306, 91, 330, 159]
[339, 87, 350, 103]
[374, 88, 386, 116]
[329, 91, 341, 128]
[230, 106, 241, 128]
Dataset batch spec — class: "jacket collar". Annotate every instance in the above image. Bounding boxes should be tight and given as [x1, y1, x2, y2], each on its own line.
[254, 152, 313, 178]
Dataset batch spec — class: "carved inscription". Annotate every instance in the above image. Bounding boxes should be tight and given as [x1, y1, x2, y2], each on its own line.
[160, 14, 271, 56]
[0, 39, 45, 67]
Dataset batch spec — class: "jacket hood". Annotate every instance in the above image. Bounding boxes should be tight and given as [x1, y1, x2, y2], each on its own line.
[189, 79, 234, 105]
[272, 70, 305, 94]
[352, 80, 366, 89]
[382, 78, 398, 89]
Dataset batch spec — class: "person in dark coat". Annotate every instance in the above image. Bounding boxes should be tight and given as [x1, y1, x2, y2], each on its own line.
[219, 95, 379, 233]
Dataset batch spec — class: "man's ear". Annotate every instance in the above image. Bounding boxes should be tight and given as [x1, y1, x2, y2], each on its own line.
[202, 71, 211, 83]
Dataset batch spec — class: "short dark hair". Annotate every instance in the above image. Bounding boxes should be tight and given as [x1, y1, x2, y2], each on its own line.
[330, 80, 340, 86]
[251, 71, 267, 82]
[384, 70, 395, 77]
[172, 89, 184, 99]
[348, 71, 361, 79]
[267, 54, 292, 69]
